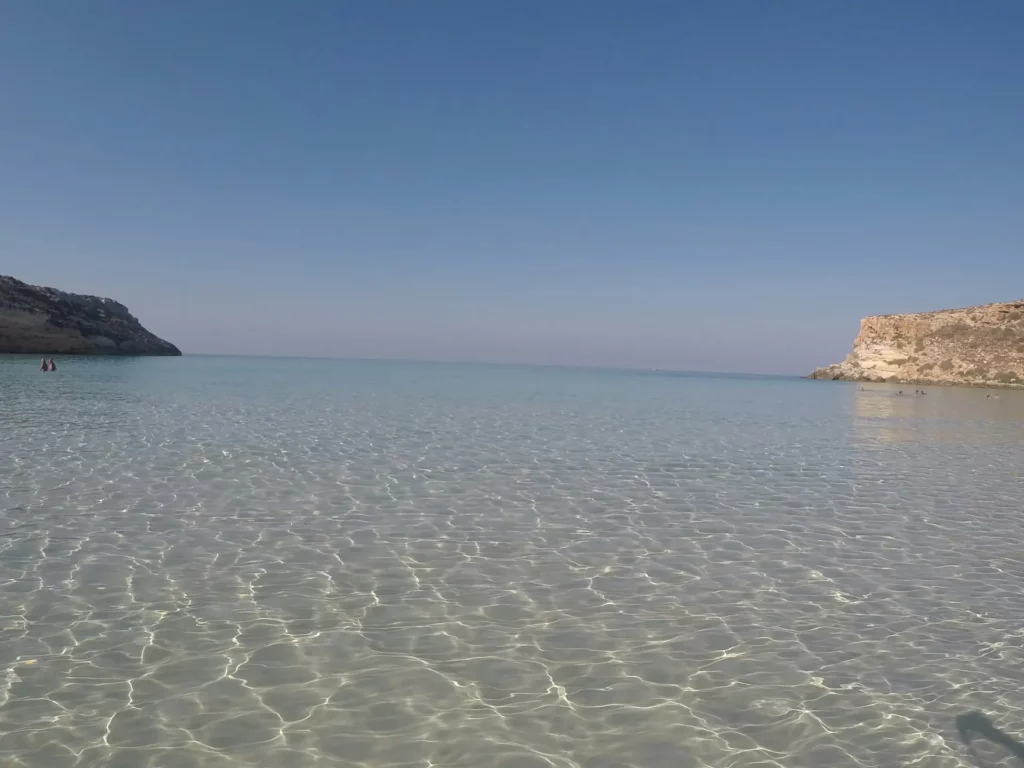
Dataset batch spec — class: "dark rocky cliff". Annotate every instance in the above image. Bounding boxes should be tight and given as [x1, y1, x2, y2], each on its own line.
[0, 275, 181, 355]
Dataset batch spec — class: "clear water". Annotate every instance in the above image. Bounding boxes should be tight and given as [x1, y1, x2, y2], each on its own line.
[2, 356, 1023, 767]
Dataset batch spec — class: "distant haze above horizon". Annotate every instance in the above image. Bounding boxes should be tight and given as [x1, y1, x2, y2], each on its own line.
[2, 2, 1021, 375]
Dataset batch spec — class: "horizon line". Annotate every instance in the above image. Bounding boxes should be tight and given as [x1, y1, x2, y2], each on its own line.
[176, 352, 804, 379]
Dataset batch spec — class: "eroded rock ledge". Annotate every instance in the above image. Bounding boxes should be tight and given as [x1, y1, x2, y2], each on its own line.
[0, 275, 181, 356]
[810, 301, 1024, 388]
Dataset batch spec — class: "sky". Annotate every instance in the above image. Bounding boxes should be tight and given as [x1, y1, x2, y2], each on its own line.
[1, 1, 1022, 374]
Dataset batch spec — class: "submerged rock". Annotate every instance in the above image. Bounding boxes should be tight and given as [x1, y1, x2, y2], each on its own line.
[0, 275, 181, 356]
[810, 301, 1024, 388]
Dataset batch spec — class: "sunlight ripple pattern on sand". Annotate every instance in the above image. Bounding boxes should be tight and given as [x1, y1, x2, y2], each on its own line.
[1, 357, 1023, 767]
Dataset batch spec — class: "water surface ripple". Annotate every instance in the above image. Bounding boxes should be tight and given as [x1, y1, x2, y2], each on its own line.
[2, 357, 1023, 767]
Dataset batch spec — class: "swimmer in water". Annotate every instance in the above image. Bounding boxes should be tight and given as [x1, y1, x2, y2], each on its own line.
[40, 358, 48, 371]
[48, 359, 56, 371]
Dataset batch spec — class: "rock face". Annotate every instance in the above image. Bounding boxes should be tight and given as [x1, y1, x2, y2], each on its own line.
[0, 275, 181, 356]
[810, 301, 1024, 388]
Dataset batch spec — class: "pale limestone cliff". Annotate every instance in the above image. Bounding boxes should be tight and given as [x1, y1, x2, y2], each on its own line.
[810, 301, 1024, 388]
[0, 275, 181, 356]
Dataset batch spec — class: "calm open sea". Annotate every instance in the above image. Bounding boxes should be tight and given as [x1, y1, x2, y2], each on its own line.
[2, 355, 1023, 767]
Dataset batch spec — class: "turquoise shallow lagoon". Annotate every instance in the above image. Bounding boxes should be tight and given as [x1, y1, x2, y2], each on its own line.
[2, 356, 1023, 767]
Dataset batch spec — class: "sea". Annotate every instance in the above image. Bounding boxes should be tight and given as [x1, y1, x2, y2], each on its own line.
[1, 355, 1023, 768]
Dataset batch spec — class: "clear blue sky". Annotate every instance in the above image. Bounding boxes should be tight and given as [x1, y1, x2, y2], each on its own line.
[1, 1, 1021, 373]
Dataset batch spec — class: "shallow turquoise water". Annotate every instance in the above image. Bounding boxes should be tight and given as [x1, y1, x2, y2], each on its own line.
[2, 356, 1024, 767]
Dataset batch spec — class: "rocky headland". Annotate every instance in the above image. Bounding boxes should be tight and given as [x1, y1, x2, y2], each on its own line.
[0, 275, 181, 356]
[810, 301, 1024, 388]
